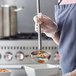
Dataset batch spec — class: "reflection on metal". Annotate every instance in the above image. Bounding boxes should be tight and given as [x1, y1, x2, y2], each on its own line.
[2, 0, 57, 33]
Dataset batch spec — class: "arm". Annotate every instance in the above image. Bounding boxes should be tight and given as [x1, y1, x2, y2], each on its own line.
[71, 69, 76, 76]
[52, 31, 60, 45]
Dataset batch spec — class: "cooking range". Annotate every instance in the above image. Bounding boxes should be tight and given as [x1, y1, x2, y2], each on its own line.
[0, 33, 59, 64]
[0, 33, 61, 76]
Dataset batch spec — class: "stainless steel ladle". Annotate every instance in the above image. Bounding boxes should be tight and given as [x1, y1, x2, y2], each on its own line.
[31, 0, 51, 63]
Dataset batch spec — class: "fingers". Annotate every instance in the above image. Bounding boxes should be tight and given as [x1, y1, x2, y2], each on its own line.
[33, 13, 51, 33]
[33, 13, 46, 24]
[33, 13, 51, 25]
[35, 23, 38, 32]
[35, 22, 47, 33]
[33, 15, 42, 24]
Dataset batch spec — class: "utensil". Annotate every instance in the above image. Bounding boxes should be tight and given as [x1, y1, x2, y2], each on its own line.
[31, 0, 51, 63]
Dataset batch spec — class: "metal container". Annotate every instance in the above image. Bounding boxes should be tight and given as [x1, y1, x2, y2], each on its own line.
[0, 72, 11, 76]
[0, 69, 11, 76]
[0, 5, 23, 38]
[0, 8, 3, 38]
[24, 64, 59, 76]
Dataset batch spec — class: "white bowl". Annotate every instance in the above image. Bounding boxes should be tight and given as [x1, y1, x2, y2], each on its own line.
[24, 64, 59, 76]
[0, 70, 11, 76]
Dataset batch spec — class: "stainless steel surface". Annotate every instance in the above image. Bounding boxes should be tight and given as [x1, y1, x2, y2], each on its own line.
[10, 6, 17, 36]
[0, 40, 59, 64]
[37, 0, 42, 50]
[3, 6, 11, 37]
[1, 5, 24, 12]
[2, 0, 57, 33]
[0, 7, 3, 38]
[0, 65, 62, 76]
[24, 64, 60, 76]
[31, 51, 51, 63]
[0, 65, 26, 76]
[0, 5, 18, 38]
[14, 7, 24, 12]
[0, 39, 61, 76]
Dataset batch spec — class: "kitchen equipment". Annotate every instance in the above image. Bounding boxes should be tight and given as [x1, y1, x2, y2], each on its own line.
[0, 5, 23, 38]
[0, 64, 61, 76]
[31, 51, 51, 63]
[0, 33, 59, 64]
[0, 33, 61, 76]
[0, 0, 62, 76]
[0, 69, 11, 76]
[24, 64, 59, 76]
[0, 8, 3, 38]
[25, 51, 51, 63]
[31, 0, 51, 63]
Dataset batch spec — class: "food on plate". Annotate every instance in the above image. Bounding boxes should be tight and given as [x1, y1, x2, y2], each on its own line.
[0, 69, 8, 72]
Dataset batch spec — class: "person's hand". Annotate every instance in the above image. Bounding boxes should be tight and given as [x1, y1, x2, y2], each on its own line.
[62, 73, 71, 76]
[71, 69, 76, 76]
[33, 13, 59, 38]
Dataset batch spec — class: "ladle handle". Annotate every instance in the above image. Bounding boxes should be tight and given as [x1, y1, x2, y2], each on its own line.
[37, 0, 42, 51]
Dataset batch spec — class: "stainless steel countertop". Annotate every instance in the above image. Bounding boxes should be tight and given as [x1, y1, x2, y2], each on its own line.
[0, 64, 62, 76]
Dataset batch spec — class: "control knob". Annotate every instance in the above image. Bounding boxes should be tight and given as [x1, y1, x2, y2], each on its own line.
[54, 52, 59, 61]
[4, 52, 13, 61]
[15, 52, 24, 61]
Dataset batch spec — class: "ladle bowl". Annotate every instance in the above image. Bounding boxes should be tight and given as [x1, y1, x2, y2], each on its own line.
[31, 50, 51, 63]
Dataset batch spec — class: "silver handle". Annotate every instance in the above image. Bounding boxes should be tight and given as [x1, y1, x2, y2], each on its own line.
[37, 0, 42, 51]
[14, 7, 24, 12]
[1, 5, 24, 12]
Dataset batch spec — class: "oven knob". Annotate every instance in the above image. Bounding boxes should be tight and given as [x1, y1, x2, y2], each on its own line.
[54, 52, 59, 61]
[4, 52, 13, 61]
[15, 52, 24, 61]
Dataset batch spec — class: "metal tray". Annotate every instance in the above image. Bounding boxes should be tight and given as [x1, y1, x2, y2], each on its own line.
[0, 70, 11, 76]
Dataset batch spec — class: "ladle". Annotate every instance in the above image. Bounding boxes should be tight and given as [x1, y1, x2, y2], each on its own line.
[31, 0, 51, 63]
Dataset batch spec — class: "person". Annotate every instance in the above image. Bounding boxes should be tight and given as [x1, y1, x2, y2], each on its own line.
[33, 0, 76, 76]
[63, 69, 76, 76]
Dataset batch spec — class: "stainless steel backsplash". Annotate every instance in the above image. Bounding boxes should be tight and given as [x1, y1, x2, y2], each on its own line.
[0, 0, 57, 33]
